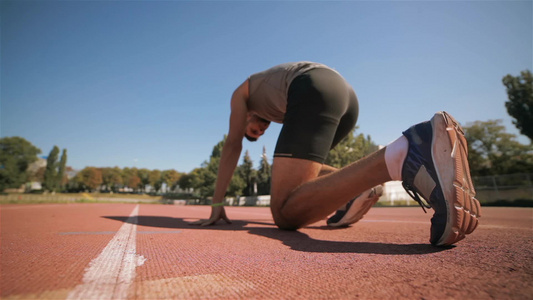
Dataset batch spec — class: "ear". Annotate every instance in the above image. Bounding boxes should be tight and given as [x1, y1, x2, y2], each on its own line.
[246, 112, 254, 122]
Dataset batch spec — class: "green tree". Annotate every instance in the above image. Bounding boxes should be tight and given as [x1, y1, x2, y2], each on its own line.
[464, 119, 533, 176]
[178, 172, 194, 192]
[43, 146, 68, 192]
[101, 167, 123, 192]
[122, 167, 141, 192]
[74, 167, 103, 192]
[0, 137, 41, 192]
[186, 135, 246, 199]
[197, 157, 219, 198]
[325, 128, 379, 168]
[227, 171, 245, 197]
[189, 166, 216, 198]
[57, 149, 68, 191]
[148, 169, 162, 193]
[238, 150, 256, 196]
[129, 176, 141, 192]
[503, 70, 533, 140]
[257, 146, 271, 195]
[162, 169, 181, 192]
[206, 135, 246, 197]
[137, 168, 150, 192]
[211, 137, 225, 158]
[43, 146, 60, 192]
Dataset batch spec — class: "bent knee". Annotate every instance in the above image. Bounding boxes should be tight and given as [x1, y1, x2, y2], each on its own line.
[271, 207, 302, 231]
[275, 219, 300, 231]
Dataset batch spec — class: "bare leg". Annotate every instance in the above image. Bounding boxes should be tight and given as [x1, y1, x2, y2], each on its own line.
[270, 147, 391, 230]
[319, 164, 338, 176]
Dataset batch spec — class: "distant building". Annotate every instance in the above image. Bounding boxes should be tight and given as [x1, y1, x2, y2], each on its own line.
[380, 181, 416, 205]
[27, 157, 46, 175]
[25, 157, 77, 191]
[26, 157, 47, 191]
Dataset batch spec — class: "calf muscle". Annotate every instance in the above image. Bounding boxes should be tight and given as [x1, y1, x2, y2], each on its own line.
[270, 148, 391, 229]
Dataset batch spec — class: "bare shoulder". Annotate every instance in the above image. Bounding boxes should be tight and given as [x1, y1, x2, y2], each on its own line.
[232, 79, 249, 99]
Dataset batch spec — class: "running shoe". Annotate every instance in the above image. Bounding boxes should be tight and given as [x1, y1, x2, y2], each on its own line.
[327, 185, 383, 227]
[402, 111, 481, 246]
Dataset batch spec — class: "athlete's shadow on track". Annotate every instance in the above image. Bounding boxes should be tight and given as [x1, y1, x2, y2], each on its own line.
[104, 216, 450, 255]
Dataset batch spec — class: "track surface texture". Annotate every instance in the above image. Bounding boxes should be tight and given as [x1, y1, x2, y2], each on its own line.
[1, 204, 531, 299]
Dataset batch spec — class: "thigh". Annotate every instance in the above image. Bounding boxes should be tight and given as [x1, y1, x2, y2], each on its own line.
[274, 68, 352, 164]
[269, 157, 322, 229]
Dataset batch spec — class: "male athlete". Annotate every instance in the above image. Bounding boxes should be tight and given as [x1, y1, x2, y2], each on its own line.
[192, 61, 480, 246]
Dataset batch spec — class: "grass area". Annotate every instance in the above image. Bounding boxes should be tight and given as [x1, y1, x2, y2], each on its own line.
[480, 199, 533, 207]
[375, 200, 419, 207]
[1, 193, 531, 207]
[0, 193, 162, 205]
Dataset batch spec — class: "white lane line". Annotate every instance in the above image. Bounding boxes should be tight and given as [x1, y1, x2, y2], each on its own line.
[67, 204, 146, 300]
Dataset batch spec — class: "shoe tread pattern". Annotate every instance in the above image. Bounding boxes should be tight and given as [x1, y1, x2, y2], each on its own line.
[439, 112, 481, 246]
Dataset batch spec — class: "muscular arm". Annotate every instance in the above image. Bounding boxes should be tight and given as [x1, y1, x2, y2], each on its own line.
[191, 79, 249, 226]
[212, 79, 250, 203]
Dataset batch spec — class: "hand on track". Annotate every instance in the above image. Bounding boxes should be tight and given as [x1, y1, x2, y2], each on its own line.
[190, 206, 232, 226]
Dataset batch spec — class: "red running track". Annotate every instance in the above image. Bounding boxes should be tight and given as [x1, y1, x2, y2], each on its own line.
[1, 204, 532, 299]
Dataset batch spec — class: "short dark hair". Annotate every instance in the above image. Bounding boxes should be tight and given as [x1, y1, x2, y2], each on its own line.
[244, 133, 257, 142]
[257, 116, 271, 124]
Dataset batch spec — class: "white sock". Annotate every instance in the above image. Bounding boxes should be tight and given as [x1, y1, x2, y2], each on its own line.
[384, 136, 408, 181]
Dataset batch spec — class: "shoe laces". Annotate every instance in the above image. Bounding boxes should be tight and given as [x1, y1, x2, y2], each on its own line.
[402, 182, 432, 213]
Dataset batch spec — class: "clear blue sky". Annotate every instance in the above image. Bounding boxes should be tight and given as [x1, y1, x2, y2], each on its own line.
[2, 1, 532, 173]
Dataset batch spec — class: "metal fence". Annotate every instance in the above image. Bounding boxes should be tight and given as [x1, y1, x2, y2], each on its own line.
[472, 173, 533, 203]
[380, 173, 533, 206]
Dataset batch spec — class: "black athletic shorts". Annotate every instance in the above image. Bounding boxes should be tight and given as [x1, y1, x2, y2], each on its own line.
[274, 67, 359, 164]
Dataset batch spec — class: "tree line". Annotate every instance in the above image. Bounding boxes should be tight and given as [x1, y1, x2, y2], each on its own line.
[177, 130, 380, 199]
[0, 127, 378, 197]
[4, 119, 530, 197]
[69, 167, 183, 194]
[1, 70, 531, 195]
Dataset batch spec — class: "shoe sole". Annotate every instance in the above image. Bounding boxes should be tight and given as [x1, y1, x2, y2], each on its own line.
[431, 112, 481, 246]
[328, 186, 383, 227]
